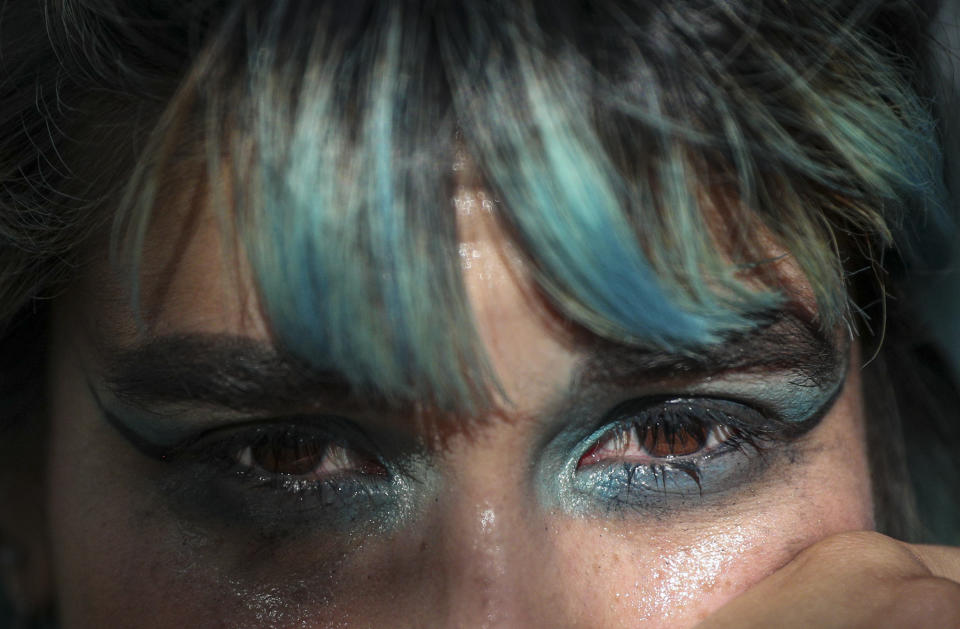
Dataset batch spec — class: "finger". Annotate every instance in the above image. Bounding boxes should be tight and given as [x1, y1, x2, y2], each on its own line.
[694, 531, 960, 629]
[907, 543, 960, 582]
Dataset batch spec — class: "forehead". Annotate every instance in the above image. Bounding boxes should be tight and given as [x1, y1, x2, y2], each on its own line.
[69, 157, 822, 422]
[75, 173, 582, 407]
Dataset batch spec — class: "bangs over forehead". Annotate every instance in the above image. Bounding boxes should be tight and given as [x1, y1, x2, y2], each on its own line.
[110, 0, 946, 412]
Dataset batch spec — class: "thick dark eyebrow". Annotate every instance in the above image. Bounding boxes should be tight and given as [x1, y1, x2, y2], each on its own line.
[97, 309, 841, 414]
[574, 310, 842, 391]
[99, 335, 375, 413]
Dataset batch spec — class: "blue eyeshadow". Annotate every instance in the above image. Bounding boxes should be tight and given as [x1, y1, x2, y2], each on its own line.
[536, 359, 847, 516]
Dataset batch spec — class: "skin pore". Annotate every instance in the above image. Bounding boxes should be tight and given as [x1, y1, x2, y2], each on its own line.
[43, 175, 874, 628]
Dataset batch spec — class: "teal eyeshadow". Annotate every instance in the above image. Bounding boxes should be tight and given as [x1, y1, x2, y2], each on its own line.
[93, 356, 847, 526]
[157, 460, 424, 534]
[538, 418, 764, 516]
[160, 436, 428, 534]
[571, 455, 757, 505]
[684, 372, 846, 425]
[685, 350, 849, 425]
[535, 364, 847, 515]
[175, 451, 433, 534]
[92, 393, 433, 533]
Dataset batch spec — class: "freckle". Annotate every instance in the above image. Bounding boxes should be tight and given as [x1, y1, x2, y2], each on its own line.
[419, 541, 427, 553]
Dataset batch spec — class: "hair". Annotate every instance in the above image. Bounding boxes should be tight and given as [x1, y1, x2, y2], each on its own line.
[0, 0, 957, 557]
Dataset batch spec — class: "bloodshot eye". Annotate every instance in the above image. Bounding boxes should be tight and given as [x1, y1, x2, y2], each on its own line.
[576, 401, 744, 469]
[234, 429, 387, 482]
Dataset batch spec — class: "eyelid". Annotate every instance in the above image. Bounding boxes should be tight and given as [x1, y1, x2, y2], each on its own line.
[680, 356, 850, 425]
[560, 395, 806, 506]
[172, 419, 343, 453]
[566, 391, 828, 484]
[91, 378, 385, 463]
[600, 395, 803, 440]
[168, 418, 390, 471]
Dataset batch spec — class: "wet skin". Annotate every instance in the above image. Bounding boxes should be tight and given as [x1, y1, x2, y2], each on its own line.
[44, 182, 873, 628]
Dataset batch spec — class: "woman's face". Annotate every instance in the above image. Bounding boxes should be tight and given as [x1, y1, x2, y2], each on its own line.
[43, 179, 873, 628]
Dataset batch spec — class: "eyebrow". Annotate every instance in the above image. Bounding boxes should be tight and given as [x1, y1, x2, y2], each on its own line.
[99, 335, 365, 413]
[96, 309, 841, 415]
[574, 309, 841, 390]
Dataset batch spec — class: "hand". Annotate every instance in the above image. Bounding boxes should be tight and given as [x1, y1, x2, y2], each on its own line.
[695, 531, 960, 628]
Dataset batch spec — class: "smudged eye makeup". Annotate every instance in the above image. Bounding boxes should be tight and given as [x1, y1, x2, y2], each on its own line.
[565, 394, 833, 510]
[577, 401, 749, 467]
[92, 322, 846, 527]
[161, 422, 408, 527]
[93, 400, 419, 530]
[97, 389, 835, 531]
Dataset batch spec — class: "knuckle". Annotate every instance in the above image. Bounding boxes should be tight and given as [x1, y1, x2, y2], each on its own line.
[793, 531, 929, 579]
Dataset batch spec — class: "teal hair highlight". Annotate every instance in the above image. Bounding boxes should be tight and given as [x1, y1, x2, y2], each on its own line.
[113, 0, 950, 415]
[439, 13, 776, 350]
[236, 3, 493, 410]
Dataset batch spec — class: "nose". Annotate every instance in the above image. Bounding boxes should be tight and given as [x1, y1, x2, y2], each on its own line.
[443, 504, 525, 627]
[424, 462, 564, 628]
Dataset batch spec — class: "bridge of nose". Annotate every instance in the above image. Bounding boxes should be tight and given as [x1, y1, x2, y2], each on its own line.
[411, 421, 566, 627]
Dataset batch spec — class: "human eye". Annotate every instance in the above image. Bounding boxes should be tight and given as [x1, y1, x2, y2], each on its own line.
[191, 421, 385, 485]
[570, 397, 808, 509]
[125, 416, 416, 530]
[209, 421, 381, 476]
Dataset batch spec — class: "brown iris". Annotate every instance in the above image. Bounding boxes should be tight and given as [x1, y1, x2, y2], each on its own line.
[639, 422, 709, 457]
[248, 437, 327, 476]
[239, 433, 387, 478]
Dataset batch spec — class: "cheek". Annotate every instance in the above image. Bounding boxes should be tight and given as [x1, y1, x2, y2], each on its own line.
[550, 498, 869, 628]
[546, 372, 873, 628]
[46, 417, 376, 629]
[44, 352, 367, 628]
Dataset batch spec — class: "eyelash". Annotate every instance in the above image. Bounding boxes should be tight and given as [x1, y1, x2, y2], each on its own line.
[189, 424, 382, 476]
[155, 422, 401, 525]
[148, 397, 804, 523]
[231, 428, 386, 480]
[572, 397, 784, 501]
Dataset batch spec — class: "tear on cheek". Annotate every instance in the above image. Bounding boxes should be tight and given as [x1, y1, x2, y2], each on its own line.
[628, 528, 751, 623]
[614, 513, 876, 627]
[597, 525, 804, 628]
